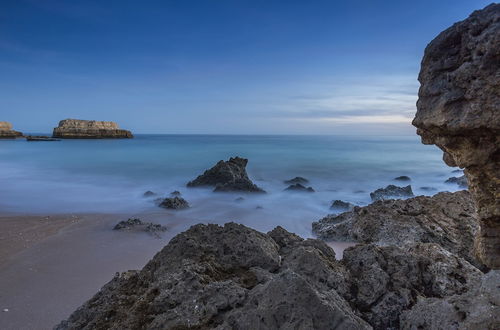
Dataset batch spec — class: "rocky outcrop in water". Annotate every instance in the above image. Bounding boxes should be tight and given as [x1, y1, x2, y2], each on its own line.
[0, 121, 23, 138]
[284, 183, 315, 192]
[57, 222, 495, 330]
[159, 196, 189, 210]
[394, 176, 411, 182]
[113, 218, 167, 237]
[187, 157, 265, 193]
[412, 3, 500, 268]
[284, 176, 309, 185]
[445, 175, 468, 188]
[52, 119, 133, 139]
[369, 185, 414, 201]
[312, 191, 483, 268]
[331, 200, 355, 211]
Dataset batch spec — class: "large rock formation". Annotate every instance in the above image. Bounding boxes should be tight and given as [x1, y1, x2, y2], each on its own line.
[57, 223, 494, 329]
[187, 157, 265, 193]
[0, 121, 23, 138]
[52, 119, 133, 139]
[312, 191, 483, 268]
[412, 4, 500, 268]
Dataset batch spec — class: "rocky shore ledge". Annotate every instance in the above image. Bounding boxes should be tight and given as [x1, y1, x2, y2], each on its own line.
[52, 119, 133, 139]
[0, 121, 23, 138]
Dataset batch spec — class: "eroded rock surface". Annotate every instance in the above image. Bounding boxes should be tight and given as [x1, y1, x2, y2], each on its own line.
[158, 196, 189, 210]
[331, 200, 355, 211]
[413, 3, 500, 268]
[113, 218, 167, 237]
[312, 191, 482, 268]
[56, 223, 370, 330]
[370, 185, 414, 201]
[187, 157, 265, 193]
[0, 121, 23, 138]
[445, 175, 468, 188]
[52, 119, 133, 139]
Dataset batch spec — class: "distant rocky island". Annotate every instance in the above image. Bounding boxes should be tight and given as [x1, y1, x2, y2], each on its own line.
[0, 121, 23, 138]
[52, 119, 133, 139]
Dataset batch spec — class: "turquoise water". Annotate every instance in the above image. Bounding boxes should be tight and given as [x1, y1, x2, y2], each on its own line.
[0, 134, 461, 236]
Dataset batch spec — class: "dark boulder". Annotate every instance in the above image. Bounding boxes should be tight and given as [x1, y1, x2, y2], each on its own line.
[284, 183, 315, 192]
[445, 175, 468, 188]
[187, 157, 265, 193]
[394, 175, 411, 181]
[330, 200, 355, 212]
[370, 184, 414, 201]
[284, 176, 309, 185]
[113, 218, 167, 237]
[170, 190, 181, 196]
[143, 191, 156, 197]
[159, 197, 189, 210]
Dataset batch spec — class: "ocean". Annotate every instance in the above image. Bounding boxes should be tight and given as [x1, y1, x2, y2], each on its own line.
[0, 134, 461, 237]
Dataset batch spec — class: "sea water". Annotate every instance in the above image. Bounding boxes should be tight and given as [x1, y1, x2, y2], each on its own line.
[0, 134, 462, 237]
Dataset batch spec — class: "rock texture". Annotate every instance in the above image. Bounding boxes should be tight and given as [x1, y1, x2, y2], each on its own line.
[412, 3, 500, 268]
[158, 197, 189, 210]
[284, 176, 309, 185]
[0, 121, 22, 138]
[284, 183, 315, 192]
[312, 191, 483, 268]
[56, 223, 370, 330]
[113, 218, 167, 237]
[370, 185, 414, 201]
[57, 223, 493, 330]
[52, 119, 133, 139]
[331, 200, 355, 211]
[445, 175, 468, 188]
[187, 157, 265, 193]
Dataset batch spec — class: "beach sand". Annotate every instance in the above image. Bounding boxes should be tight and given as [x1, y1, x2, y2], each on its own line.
[0, 211, 354, 330]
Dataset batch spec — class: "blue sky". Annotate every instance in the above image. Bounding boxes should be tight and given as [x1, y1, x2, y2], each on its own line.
[0, 0, 492, 134]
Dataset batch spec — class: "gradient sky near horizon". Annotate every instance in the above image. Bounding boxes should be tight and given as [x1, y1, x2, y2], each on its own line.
[0, 0, 492, 134]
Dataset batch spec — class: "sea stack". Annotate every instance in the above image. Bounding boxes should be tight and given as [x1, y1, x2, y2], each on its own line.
[413, 4, 500, 268]
[52, 119, 133, 139]
[0, 121, 23, 138]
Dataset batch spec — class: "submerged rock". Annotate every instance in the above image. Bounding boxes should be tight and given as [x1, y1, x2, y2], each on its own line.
[159, 196, 189, 210]
[234, 196, 245, 202]
[143, 190, 156, 197]
[445, 175, 468, 188]
[369, 184, 414, 201]
[412, 3, 500, 268]
[0, 121, 23, 138]
[56, 223, 370, 330]
[170, 190, 181, 196]
[284, 176, 309, 185]
[284, 183, 315, 192]
[113, 218, 167, 237]
[330, 200, 355, 211]
[52, 119, 133, 139]
[312, 191, 483, 268]
[187, 157, 265, 193]
[420, 186, 437, 191]
[394, 175, 411, 181]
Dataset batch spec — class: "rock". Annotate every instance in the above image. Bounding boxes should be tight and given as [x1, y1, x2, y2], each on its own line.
[284, 183, 315, 192]
[444, 175, 468, 188]
[394, 176, 411, 181]
[25, 135, 60, 141]
[187, 157, 265, 193]
[255, 206, 263, 209]
[284, 176, 309, 185]
[401, 270, 500, 329]
[0, 121, 23, 138]
[331, 200, 355, 212]
[342, 243, 482, 330]
[158, 196, 189, 210]
[420, 186, 437, 191]
[143, 191, 156, 197]
[170, 190, 181, 196]
[113, 218, 167, 237]
[369, 185, 414, 201]
[451, 169, 463, 174]
[56, 223, 370, 330]
[234, 196, 245, 202]
[312, 191, 483, 268]
[52, 119, 133, 139]
[412, 3, 500, 268]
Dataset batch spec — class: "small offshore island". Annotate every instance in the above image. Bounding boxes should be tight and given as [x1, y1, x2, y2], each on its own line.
[52, 119, 133, 139]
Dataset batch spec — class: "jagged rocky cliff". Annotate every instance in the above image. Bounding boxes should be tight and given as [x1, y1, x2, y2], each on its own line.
[52, 119, 133, 139]
[0, 121, 23, 138]
[413, 3, 500, 268]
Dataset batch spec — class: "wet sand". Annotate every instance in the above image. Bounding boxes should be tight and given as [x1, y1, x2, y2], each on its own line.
[0, 210, 354, 330]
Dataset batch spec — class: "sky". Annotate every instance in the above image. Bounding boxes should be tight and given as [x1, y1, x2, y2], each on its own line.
[0, 0, 493, 134]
